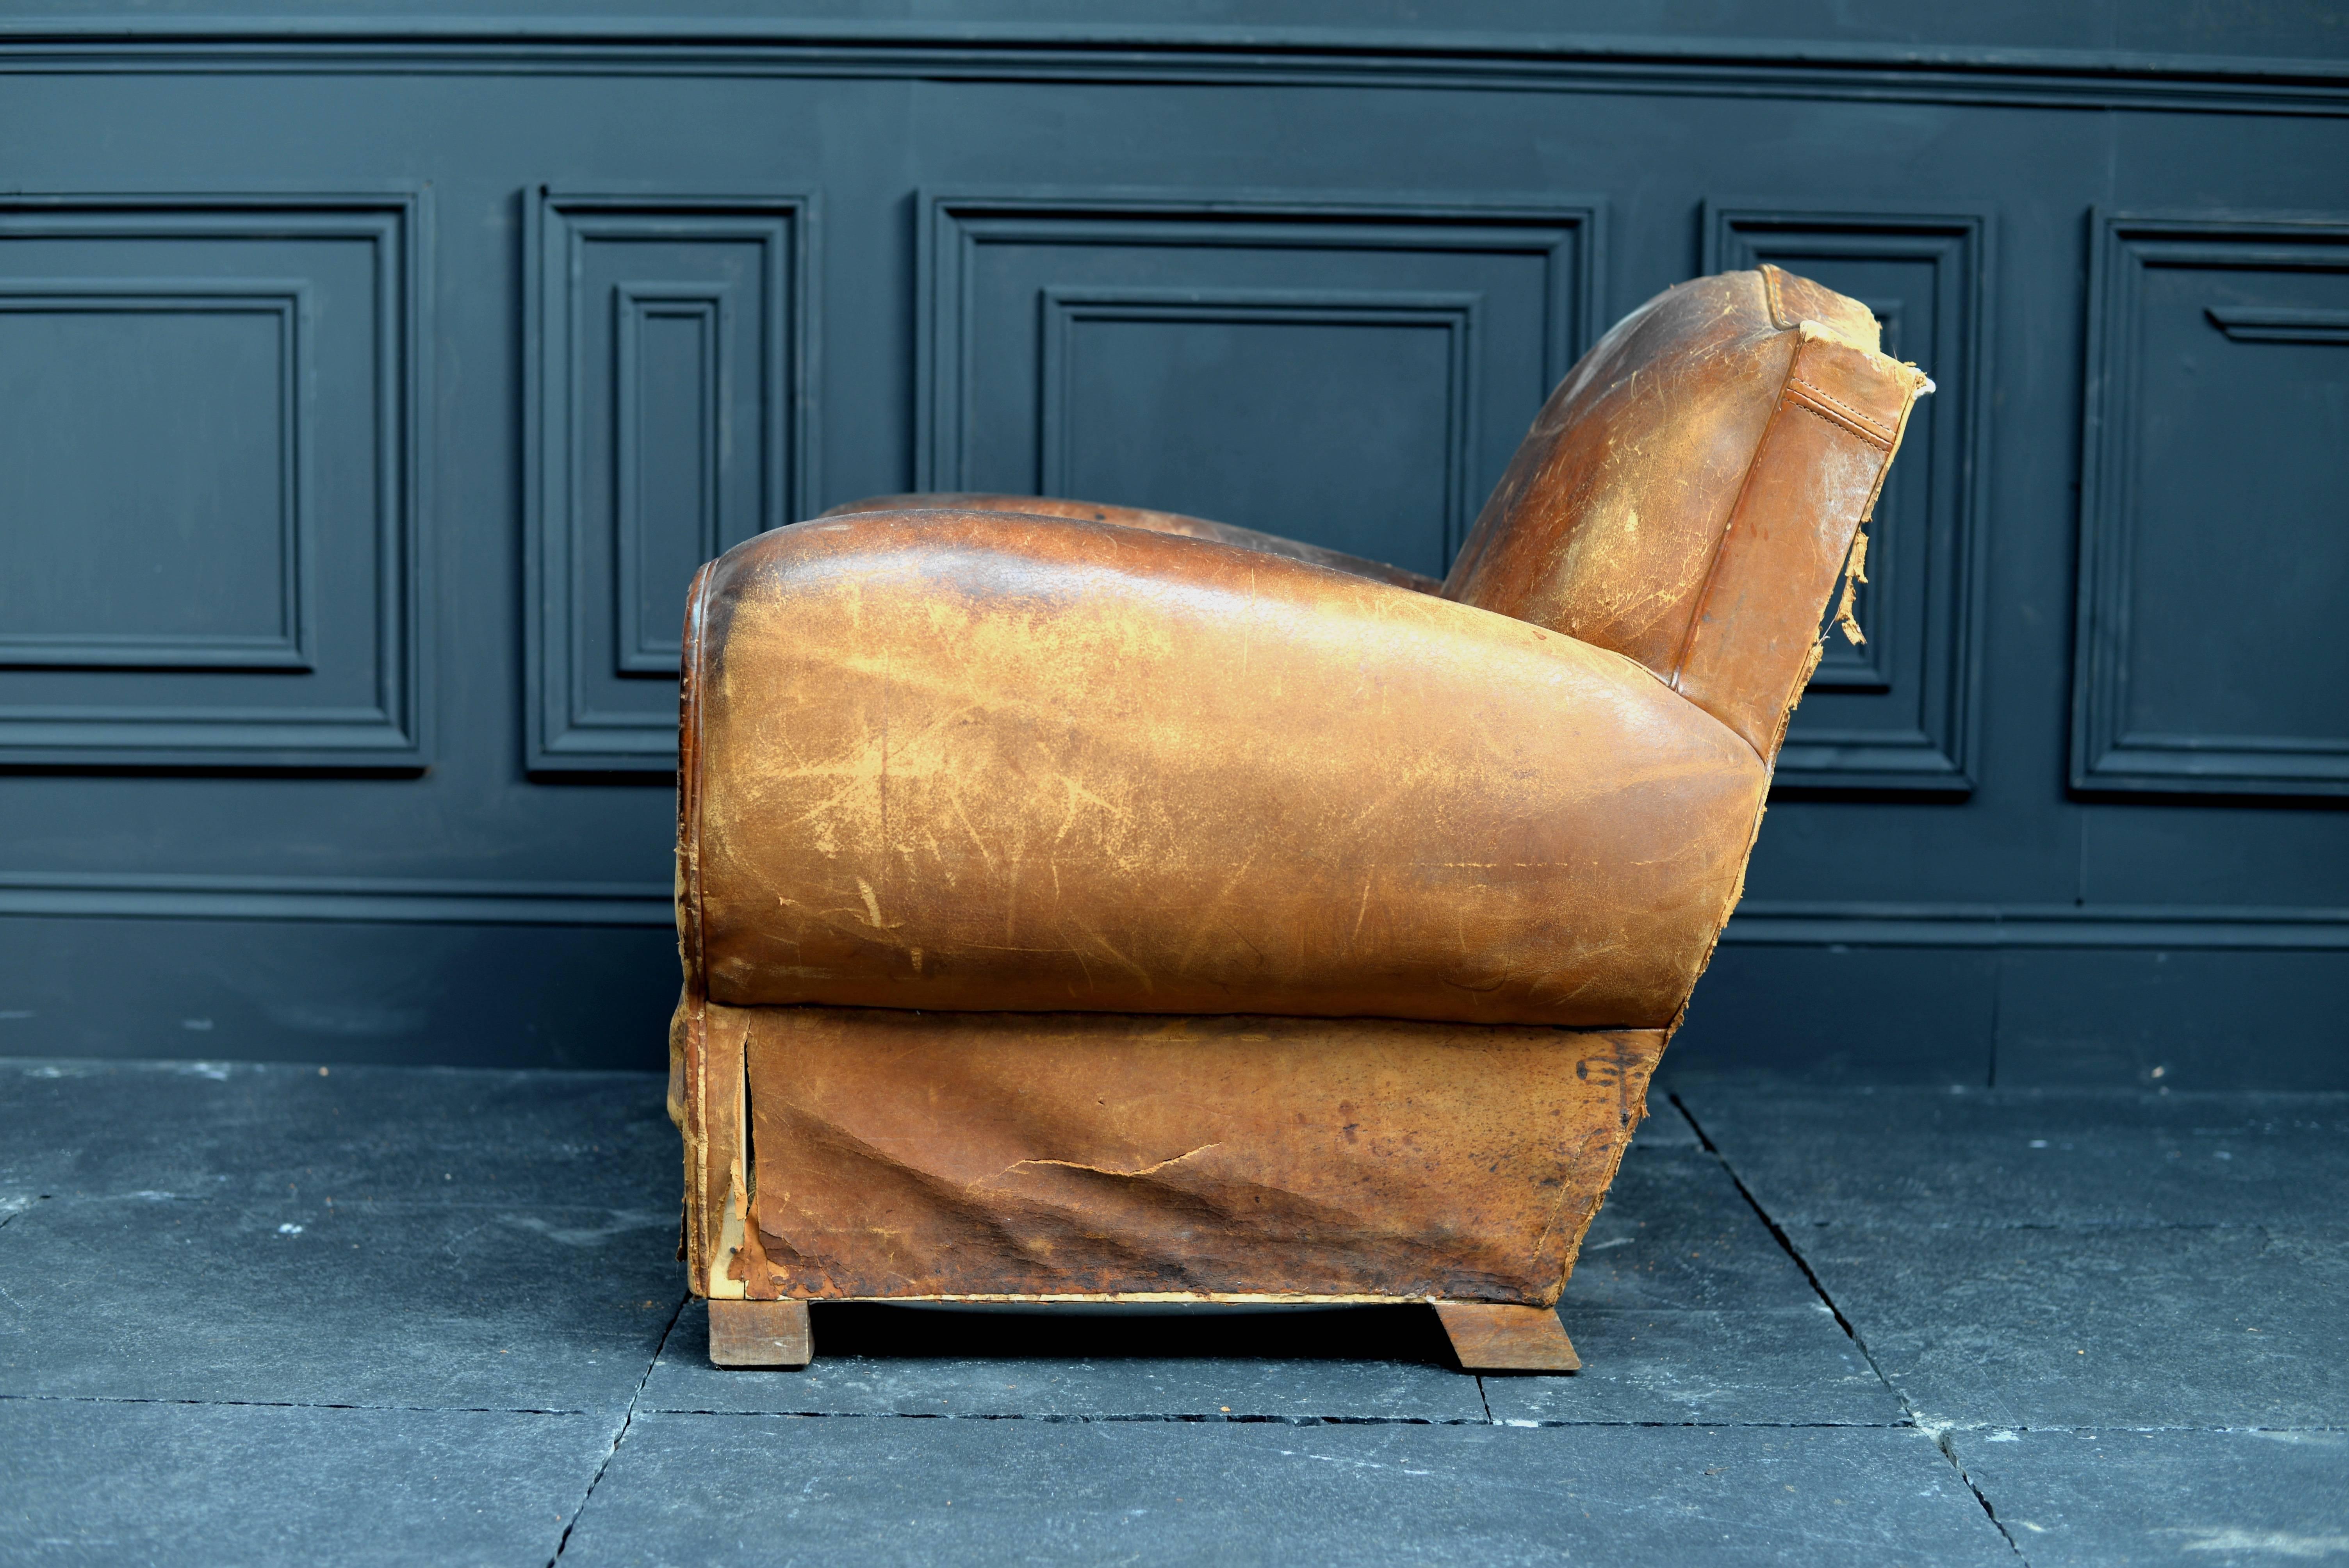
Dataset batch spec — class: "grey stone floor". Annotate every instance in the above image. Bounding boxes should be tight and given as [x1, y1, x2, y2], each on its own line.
[0, 1059, 2342, 1566]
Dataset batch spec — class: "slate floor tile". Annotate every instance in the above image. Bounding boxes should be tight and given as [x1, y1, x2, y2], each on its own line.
[4, 1060, 2340, 1561]
[1675, 1086, 2349, 1231]
[1486, 1308, 1902, 1427]
[1564, 1147, 1824, 1311]
[1469, 1137, 1908, 1426]
[642, 1299, 1488, 1420]
[638, 1138, 1840, 1427]
[1949, 1427, 2349, 1568]
[0, 1190, 682, 1417]
[0, 1397, 614, 1568]
[0, 1057, 673, 1212]
[564, 1414, 2014, 1567]
[1793, 1224, 2349, 1431]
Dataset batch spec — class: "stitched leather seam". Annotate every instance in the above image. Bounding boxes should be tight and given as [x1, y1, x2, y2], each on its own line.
[1785, 378, 1895, 446]
[1784, 392, 1885, 447]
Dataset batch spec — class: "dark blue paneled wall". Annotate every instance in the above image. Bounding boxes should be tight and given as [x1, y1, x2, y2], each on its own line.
[1, 3, 2344, 1084]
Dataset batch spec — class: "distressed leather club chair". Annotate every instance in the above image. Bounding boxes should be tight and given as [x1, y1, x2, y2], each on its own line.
[670, 265, 1930, 1372]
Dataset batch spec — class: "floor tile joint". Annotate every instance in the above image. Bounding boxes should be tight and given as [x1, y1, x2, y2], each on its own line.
[547, 1291, 687, 1566]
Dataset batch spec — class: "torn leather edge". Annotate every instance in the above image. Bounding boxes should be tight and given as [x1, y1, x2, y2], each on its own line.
[1832, 533, 1870, 647]
[1855, 362, 1933, 527]
[1670, 316, 1931, 739]
[1522, 1028, 1665, 1307]
[1826, 353, 1932, 649]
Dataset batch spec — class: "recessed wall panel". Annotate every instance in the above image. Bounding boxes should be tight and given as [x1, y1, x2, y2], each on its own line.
[527, 192, 810, 774]
[921, 191, 1600, 577]
[0, 197, 422, 768]
[0, 291, 301, 668]
[2075, 214, 2349, 796]
[1043, 291, 1472, 577]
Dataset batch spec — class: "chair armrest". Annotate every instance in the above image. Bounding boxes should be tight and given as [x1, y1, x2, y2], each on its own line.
[818, 492, 1442, 595]
[683, 508, 1766, 1030]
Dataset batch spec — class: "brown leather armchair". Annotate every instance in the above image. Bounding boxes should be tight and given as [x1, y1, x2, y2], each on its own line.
[670, 265, 1930, 1372]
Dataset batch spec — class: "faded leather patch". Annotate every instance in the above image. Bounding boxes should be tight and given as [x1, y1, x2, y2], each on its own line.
[731, 1005, 1663, 1306]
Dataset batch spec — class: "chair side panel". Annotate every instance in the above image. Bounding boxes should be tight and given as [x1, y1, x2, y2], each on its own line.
[730, 1005, 1663, 1307]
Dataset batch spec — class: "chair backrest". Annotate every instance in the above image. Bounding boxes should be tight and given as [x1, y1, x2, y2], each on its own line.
[1444, 265, 1931, 760]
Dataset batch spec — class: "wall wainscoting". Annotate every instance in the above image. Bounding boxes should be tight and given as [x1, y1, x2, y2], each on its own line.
[1, 9, 2342, 1082]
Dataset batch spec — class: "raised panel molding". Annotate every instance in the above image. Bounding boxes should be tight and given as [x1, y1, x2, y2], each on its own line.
[2205, 305, 2349, 344]
[1036, 286, 1485, 555]
[2075, 212, 2349, 798]
[0, 194, 426, 769]
[0, 284, 313, 672]
[614, 282, 729, 675]
[919, 189, 1601, 578]
[526, 190, 813, 774]
[1705, 204, 1993, 795]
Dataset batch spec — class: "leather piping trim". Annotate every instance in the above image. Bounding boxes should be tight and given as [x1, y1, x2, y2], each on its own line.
[1783, 376, 1898, 447]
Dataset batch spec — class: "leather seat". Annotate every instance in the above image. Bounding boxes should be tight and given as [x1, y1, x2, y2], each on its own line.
[671, 265, 1930, 1372]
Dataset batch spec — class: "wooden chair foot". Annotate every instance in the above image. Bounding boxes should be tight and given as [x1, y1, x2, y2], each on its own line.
[1433, 1301, 1579, 1372]
[708, 1297, 813, 1369]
